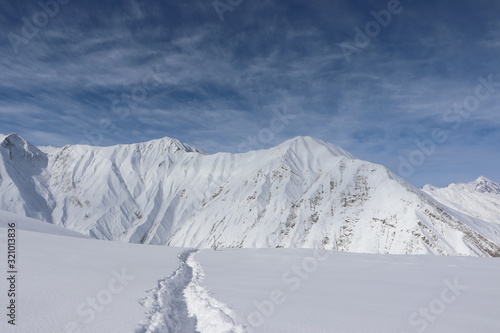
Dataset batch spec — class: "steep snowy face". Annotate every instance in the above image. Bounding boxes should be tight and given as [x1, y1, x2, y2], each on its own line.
[0, 134, 53, 222]
[474, 176, 500, 194]
[423, 177, 500, 224]
[0, 134, 499, 257]
[1, 133, 45, 161]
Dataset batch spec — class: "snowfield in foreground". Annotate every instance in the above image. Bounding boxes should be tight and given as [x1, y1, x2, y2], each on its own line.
[1, 212, 500, 333]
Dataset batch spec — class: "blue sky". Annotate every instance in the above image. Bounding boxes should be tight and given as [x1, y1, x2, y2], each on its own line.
[0, 0, 499, 187]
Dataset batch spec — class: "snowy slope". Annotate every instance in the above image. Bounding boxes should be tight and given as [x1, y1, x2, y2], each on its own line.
[0, 209, 87, 238]
[0, 133, 499, 256]
[423, 177, 500, 224]
[1, 218, 500, 333]
[0, 211, 185, 333]
[197, 249, 500, 333]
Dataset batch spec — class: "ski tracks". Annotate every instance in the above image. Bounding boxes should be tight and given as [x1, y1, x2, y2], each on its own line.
[137, 249, 245, 333]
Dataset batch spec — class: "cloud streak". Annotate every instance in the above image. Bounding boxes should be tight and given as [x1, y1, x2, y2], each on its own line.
[0, 0, 499, 187]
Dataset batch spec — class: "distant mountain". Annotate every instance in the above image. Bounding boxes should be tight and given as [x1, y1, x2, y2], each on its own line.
[1, 133, 499, 256]
[423, 176, 500, 224]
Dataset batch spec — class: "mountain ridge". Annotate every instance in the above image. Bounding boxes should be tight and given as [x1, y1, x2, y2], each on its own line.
[0, 133, 499, 256]
[423, 176, 500, 225]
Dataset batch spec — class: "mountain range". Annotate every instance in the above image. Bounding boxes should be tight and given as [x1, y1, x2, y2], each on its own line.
[423, 176, 500, 224]
[1, 133, 499, 256]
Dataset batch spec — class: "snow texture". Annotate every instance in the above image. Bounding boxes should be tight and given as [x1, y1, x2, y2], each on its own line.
[138, 249, 244, 333]
[1, 133, 499, 256]
[1, 214, 500, 333]
[423, 176, 500, 224]
[138, 249, 198, 333]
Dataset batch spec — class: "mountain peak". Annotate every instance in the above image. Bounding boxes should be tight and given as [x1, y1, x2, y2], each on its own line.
[1, 132, 23, 143]
[59, 135, 207, 155]
[474, 176, 492, 183]
[0, 133, 45, 162]
[276, 136, 356, 159]
[1, 133, 36, 151]
[473, 176, 500, 194]
[134, 136, 207, 155]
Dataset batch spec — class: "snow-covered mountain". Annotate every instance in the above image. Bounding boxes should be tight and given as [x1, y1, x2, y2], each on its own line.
[423, 176, 500, 224]
[1, 133, 499, 256]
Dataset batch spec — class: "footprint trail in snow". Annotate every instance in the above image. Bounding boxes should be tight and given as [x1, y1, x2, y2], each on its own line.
[137, 249, 245, 333]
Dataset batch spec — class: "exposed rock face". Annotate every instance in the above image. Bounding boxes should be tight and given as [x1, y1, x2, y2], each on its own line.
[1, 133, 499, 256]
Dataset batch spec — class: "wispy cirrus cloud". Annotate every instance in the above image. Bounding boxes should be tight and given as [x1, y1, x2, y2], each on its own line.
[0, 0, 499, 186]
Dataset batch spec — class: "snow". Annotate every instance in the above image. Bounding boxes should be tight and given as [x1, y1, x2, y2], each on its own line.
[0, 212, 185, 333]
[197, 249, 500, 333]
[183, 251, 244, 333]
[1, 134, 499, 256]
[423, 176, 500, 224]
[0, 209, 87, 238]
[1, 212, 500, 333]
[138, 249, 198, 333]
